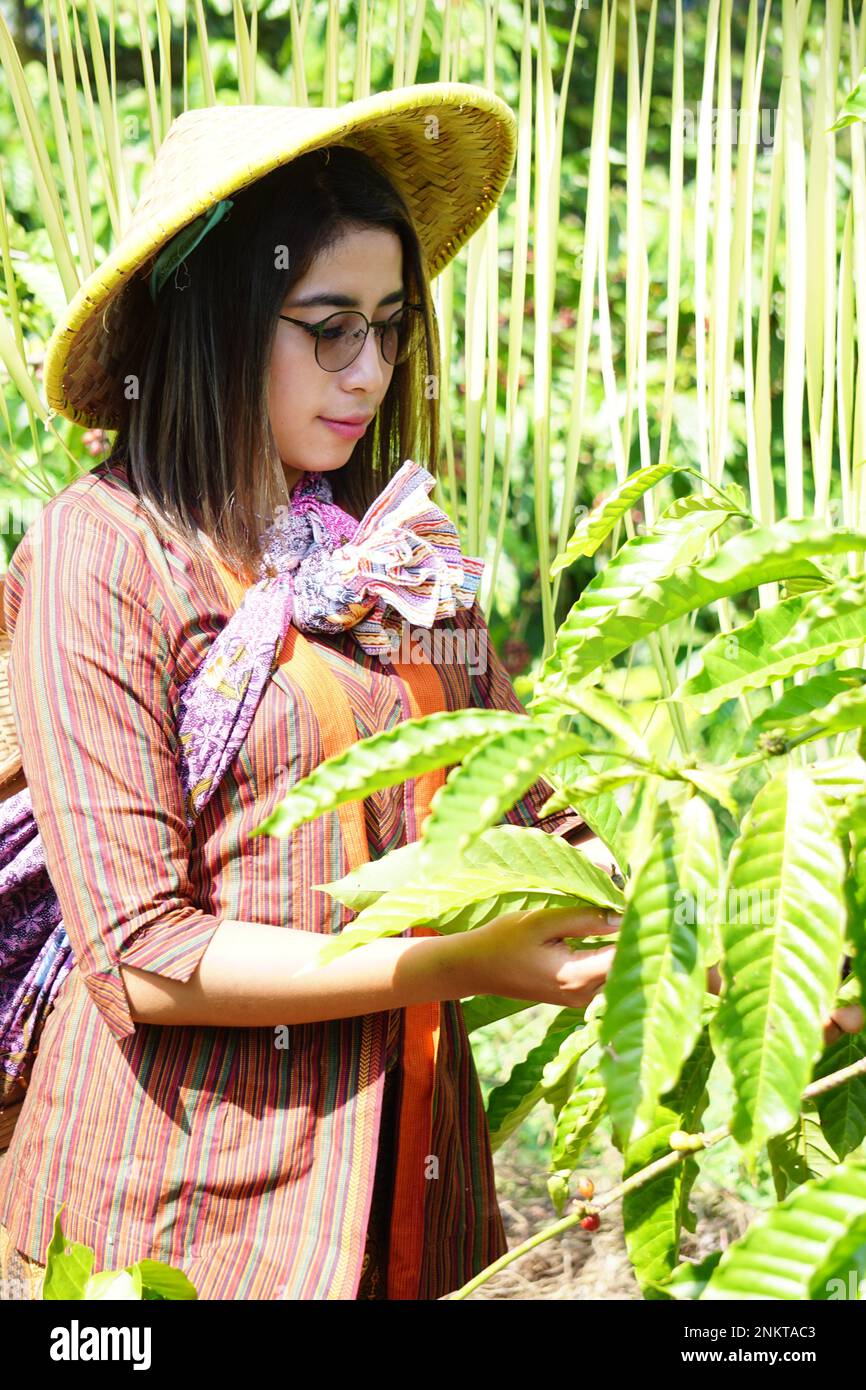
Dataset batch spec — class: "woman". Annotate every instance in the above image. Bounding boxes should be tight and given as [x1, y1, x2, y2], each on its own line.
[0, 87, 620, 1301]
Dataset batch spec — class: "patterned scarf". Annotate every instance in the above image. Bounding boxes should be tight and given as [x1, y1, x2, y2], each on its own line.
[257, 458, 485, 659]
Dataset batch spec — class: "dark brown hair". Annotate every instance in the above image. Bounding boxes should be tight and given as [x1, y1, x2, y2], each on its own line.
[108, 145, 441, 581]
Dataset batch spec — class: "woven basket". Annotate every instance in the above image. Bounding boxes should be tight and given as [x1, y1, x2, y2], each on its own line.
[0, 578, 24, 796]
[0, 575, 26, 1150]
[0, 1106, 21, 1151]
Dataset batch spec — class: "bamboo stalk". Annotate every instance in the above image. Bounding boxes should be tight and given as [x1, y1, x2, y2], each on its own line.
[549, 0, 609, 620]
[484, 0, 536, 617]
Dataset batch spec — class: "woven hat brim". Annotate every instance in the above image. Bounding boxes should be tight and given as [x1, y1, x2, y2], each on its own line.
[43, 82, 517, 430]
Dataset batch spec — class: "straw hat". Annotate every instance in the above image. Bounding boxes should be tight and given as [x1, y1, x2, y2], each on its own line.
[43, 82, 517, 430]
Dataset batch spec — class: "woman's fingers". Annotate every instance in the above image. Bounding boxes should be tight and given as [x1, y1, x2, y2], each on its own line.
[822, 1003, 866, 1046]
[534, 906, 622, 941]
[823, 1017, 841, 1045]
[559, 943, 617, 1004]
[707, 969, 863, 1045]
[704, 967, 864, 1051]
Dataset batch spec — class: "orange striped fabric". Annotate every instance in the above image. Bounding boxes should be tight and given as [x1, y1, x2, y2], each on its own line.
[213, 555, 446, 1300]
[0, 458, 588, 1300]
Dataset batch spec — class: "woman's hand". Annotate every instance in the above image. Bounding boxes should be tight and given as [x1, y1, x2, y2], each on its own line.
[705, 963, 865, 1047]
[559, 834, 866, 1047]
[452, 903, 621, 1011]
[819, 1003, 864, 1046]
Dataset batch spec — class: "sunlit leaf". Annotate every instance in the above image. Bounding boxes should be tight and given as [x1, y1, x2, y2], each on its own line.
[312, 825, 624, 964]
[701, 1160, 866, 1299]
[42, 1208, 94, 1300]
[600, 798, 710, 1147]
[672, 577, 866, 715]
[418, 724, 584, 863]
[536, 520, 866, 696]
[621, 1028, 715, 1296]
[251, 709, 531, 838]
[709, 770, 848, 1163]
[830, 67, 866, 131]
[550, 459, 686, 572]
[751, 670, 866, 738]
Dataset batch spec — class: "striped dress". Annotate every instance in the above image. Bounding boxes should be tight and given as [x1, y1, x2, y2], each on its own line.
[0, 459, 588, 1300]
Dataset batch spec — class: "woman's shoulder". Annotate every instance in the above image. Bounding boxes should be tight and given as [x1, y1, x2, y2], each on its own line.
[3, 456, 184, 639]
[8, 455, 160, 552]
[36, 454, 162, 542]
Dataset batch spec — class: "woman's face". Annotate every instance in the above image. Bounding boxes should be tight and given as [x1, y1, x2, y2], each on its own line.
[268, 225, 404, 500]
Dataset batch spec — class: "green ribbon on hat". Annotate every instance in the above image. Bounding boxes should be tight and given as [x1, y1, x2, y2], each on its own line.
[148, 197, 234, 302]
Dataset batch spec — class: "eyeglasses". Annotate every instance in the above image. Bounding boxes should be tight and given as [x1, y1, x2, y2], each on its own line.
[277, 303, 425, 372]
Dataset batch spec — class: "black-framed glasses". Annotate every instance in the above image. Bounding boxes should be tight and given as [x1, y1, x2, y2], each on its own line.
[278, 303, 425, 372]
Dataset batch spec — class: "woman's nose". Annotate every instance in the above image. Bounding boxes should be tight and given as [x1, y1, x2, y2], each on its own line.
[340, 327, 391, 389]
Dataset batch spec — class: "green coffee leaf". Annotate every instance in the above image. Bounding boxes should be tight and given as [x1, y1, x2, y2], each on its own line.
[830, 67, 866, 130]
[551, 459, 686, 573]
[813, 1031, 866, 1160]
[648, 1249, 723, 1299]
[251, 708, 530, 838]
[536, 519, 864, 696]
[460, 995, 536, 1033]
[765, 678, 866, 744]
[709, 769, 848, 1162]
[660, 480, 747, 519]
[42, 1209, 94, 1300]
[418, 725, 584, 863]
[750, 669, 866, 738]
[133, 1259, 198, 1300]
[701, 1159, 866, 1299]
[672, 578, 866, 715]
[621, 1029, 715, 1296]
[600, 798, 710, 1147]
[313, 824, 624, 964]
[487, 1010, 594, 1150]
[538, 751, 626, 865]
[531, 506, 738, 720]
[549, 1050, 607, 1175]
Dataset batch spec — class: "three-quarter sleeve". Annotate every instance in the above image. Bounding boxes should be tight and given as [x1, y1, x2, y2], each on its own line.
[459, 603, 591, 845]
[6, 499, 225, 1042]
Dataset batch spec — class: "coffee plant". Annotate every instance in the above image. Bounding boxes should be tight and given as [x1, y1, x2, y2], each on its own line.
[38, 1209, 195, 1300]
[253, 461, 866, 1301]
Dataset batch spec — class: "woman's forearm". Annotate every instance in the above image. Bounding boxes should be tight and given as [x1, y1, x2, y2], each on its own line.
[119, 918, 471, 1028]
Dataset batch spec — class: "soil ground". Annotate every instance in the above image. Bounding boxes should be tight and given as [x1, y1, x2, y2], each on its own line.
[465, 1128, 761, 1300]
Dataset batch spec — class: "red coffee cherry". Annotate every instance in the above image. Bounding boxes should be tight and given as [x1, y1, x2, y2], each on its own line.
[580, 1212, 600, 1233]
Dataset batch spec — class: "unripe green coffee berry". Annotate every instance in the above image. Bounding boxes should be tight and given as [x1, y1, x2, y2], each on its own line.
[669, 1129, 706, 1152]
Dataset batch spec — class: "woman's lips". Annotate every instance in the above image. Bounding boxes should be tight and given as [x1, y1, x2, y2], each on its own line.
[319, 417, 369, 440]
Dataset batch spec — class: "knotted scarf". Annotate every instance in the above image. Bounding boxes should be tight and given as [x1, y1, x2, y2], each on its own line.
[181, 458, 484, 823]
[258, 457, 485, 659]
